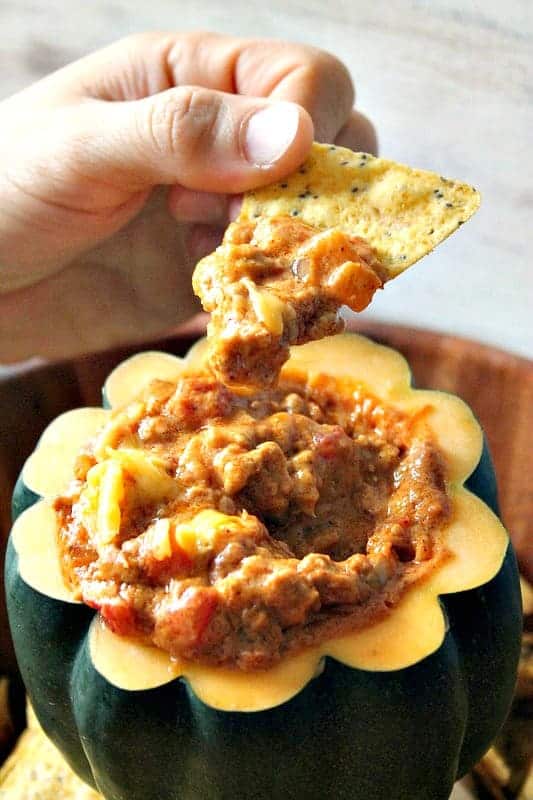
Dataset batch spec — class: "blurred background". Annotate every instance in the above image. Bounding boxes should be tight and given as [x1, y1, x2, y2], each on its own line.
[0, 0, 531, 357]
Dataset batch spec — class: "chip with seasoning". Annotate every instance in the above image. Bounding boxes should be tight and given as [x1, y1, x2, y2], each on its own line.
[240, 142, 481, 276]
[0, 707, 101, 800]
[193, 142, 480, 388]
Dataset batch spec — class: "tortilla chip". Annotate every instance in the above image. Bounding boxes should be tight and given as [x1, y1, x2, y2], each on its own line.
[0, 707, 100, 800]
[240, 143, 480, 277]
[521, 576, 533, 618]
[450, 780, 478, 800]
[517, 632, 533, 699]
[0, 679, 13, 759]
[519, 764, 533, 800]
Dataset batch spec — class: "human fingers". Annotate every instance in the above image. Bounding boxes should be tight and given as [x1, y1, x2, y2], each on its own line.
[18, 33, 354, 145]
[259, 49, 354, 143]
[0, 87, 314, 288]
[166, 34, 355, 143]
[167, 186, 229, 224]
[30, 89, 313, 199]
[168, 108, 378, 227]
[165, 33, 355, 144]
[164, 33, 355, 144]
[9, 32, 357, 228]
[0, 33, 363, 291]
[334, 109, 378, 155]
[0, 86, 313, 284]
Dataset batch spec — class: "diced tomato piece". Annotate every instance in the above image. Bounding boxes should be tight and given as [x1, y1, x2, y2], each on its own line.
[172, 543, 194, 572]
[167, 587, 218, 648]
[313, 426, 348, 461]
[85, 595, 138, 637]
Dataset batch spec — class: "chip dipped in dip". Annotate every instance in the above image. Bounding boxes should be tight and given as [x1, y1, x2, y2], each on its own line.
[194, 143, 480, 388]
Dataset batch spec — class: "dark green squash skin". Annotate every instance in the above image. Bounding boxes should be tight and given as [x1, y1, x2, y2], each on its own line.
[5, 438, 522, 800]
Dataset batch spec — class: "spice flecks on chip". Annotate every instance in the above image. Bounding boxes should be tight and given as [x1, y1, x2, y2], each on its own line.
[240, 142, 480, 277]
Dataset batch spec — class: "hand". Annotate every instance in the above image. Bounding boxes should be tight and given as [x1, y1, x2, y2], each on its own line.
[0, 32, 376, 362]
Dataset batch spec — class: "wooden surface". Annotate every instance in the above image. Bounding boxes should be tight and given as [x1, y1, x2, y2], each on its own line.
[1, 320, 532, 672]
[0, 0, 531, 360]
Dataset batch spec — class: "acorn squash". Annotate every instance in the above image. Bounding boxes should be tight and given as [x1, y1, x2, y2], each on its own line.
[5, 333, 522, 800]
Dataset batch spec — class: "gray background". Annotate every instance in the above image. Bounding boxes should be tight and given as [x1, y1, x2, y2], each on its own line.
[1, 0, 531, 358]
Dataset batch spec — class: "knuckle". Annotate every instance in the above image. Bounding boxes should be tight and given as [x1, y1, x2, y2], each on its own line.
[112, 32, 182, 72]
[308, 48, 355, 105]
[114, 31, 167, 53]
[145, 87, 223, 158]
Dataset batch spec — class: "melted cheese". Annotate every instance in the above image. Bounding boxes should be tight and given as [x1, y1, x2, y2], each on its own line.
[87, 460, 124, 547]
[174, 509, 249, 558]
[92, 403, 144, 459]
[88, 480, 508, 706]
[146, 518, 173, 560]
[80, 449, 178, 548]
[111, 448, 177, 502]
[241, 278, 288, 336]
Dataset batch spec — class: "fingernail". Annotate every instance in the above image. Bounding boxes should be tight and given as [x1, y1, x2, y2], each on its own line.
[243, 103, 300, 167]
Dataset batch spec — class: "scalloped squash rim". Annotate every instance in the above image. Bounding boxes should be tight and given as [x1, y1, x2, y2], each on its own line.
[13, 333, 508, 712]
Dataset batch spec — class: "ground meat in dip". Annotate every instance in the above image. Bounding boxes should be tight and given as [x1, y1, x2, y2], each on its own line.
[193, 216, 386, 388]
[54, 369, 450, 671]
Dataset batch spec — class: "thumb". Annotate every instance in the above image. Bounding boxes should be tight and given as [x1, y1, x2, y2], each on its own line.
[77, 87, 314, 194]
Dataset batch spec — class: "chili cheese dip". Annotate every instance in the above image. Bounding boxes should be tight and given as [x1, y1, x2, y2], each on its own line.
[54, 369, 450, 671]
[193, 216, 386, 388]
